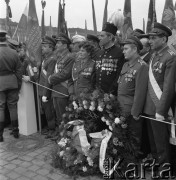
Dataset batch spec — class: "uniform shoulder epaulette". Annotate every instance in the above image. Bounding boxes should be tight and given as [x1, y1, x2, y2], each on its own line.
[167, 48, 175, 56]
[138, 58, 146, 65]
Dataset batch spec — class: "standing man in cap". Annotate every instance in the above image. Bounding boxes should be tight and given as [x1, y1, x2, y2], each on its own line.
[39, 36, 57, 136]
[0, 30, 22, 141]
[86, 34, 102, 60]
[96, 22, 125, 95]
[48, 33, 75, 134]
[71, 34, 86, 52]
[143, 22, 176, 171]
[118, 36, 148, 156]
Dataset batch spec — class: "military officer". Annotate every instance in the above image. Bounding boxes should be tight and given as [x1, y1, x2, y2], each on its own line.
[143, 23, 176, 170]
[39, 36, 57, 133]
[118, 36, 148, 155]
[96, 22, 125, 95]
[48, 33, 75, 128]
[71, 41, 96, 97]
[0, 30, 22, 141]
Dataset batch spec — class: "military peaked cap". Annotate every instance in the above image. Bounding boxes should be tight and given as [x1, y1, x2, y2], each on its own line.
[121, 35, 143, 50]
[72, 34, 86, 43]
[87, 34, 100, 43]
[0, 30, 7, 38]
[42, 36, 56, 47]
[102, 22, 117, 36]
[56, 33, 71, 44]
[149, 22, 172, 37]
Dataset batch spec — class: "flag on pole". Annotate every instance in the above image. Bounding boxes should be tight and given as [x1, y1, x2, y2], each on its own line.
[12, 3, 28, 42]
[146, 0, 157, 33]
[48, 16, 54, 37]
[5, 3, 12, 37]
[162, 0, 176, 30]
[85, 19, 87, 35]
[26, 0, 42, 67]
[143, 18, 145, 33]
[41, 1, 46, 38]
[91, 0, 97, 34]
[102, 0, 108, 29]
[121, 0, 133, 40]
[57, 0, 66, 35]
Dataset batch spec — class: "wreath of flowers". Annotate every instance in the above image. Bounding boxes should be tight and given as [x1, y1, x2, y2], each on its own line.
[49, 89, 139, 178]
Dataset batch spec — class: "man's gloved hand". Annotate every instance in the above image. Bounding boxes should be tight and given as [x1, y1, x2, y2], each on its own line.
[42, 96, 48, 102]
[22, 75, 30, 82]
[155, 113, 165, 121]
[133, 116, 140, 120]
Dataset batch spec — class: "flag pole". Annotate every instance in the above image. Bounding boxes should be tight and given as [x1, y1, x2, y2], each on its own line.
[4, 0, 12, 37]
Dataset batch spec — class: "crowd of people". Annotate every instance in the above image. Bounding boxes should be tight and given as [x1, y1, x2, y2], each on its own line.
[0, 21, 176, 177]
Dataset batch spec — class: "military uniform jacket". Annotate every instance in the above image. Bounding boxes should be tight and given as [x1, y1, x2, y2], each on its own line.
[117, 57, 148, 117]
[38, 52, 56, 97]
[49, 49, 75, 98]
[0, 44, 22, 91]
[144, 46, 176, 117]
[71, 58, 96, 96]
[96, 45, 124, 94]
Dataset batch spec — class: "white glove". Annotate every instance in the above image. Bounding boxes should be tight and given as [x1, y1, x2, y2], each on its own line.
[155, 113, 165, 121]
[22, 75, 30, 82]
[42, 96, 48, 102]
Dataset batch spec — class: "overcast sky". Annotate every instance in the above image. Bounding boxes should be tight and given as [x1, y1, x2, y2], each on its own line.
[0, 0, 176, 31]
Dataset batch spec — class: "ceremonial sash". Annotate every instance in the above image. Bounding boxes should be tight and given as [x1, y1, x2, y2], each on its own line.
[149, 55, 176, 145]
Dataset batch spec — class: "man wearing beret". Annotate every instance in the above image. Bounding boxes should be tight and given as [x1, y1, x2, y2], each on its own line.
[0, 30, 22, 141]
[118, 36, 148, 156]
[48, 33, 75, 134]
[96, 22, 125, 95]
[39, 36, 57, 136]
[143, 23, 176, 171]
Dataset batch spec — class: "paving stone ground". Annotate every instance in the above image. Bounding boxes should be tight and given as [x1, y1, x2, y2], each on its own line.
[0, 128, 174, 180]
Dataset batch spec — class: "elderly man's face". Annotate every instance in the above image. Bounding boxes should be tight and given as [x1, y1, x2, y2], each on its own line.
[99, 31, 111, 47]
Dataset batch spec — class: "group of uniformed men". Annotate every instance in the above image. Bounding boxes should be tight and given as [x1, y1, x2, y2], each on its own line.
[0, 21, 176, 176]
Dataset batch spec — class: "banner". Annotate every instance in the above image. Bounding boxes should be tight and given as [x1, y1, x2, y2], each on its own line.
[92, 0, 97, 34]
[121, 0, 133, 40]
[26, 0, 42, 67]
[162, 0, 176, 30]
[12, 3, 28, 42]
[102, 0, 108, 29]
[146, 0, 157, 33]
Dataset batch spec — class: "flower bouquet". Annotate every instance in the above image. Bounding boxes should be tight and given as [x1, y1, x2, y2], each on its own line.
[49, 89, 139, 178]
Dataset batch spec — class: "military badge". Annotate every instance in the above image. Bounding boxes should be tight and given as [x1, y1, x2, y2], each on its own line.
[125, 69, 137, 82]
[153, 61, 163, 73]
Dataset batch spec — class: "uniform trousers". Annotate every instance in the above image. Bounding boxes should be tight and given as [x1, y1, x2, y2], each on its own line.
[128, 115, 143, 157]
[0, 89, 19, 123]
[53, 97, 68, 126]
[145, 115, 170, 165]
[40, 97, 56, 130]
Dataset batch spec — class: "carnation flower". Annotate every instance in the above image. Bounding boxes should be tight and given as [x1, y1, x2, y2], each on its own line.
[89, 106, 95, 111]
[114, 117, 120, 124]
[121, 124, 128, 129]
[82, 166, 87, 172]
[87, 157, 94, 166]
[106, 120, 110, 126]
[118, 142, 124, 147]
[97, 106, 103, 112]
[101, 117, 106, 122]
[106, 104, 112, 110]
[83, 100, 88, 105]
[113, 137, 119, 146]
[90, 101, 96, 106]
[59, 151, 64, 157]
[58, 138, 68, 147]
[84, 105, 88, 109]
[72, 101, 78, 109]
